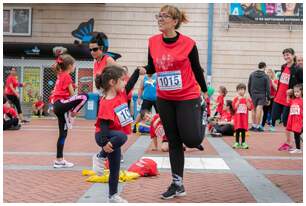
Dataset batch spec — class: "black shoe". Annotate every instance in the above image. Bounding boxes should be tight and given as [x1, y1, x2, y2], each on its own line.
[8, 124, 21, 130]
[257, 127, 264, 132]
[132, 125, 137, 133]
[211, 132, 222, 137]
[249, 126, 257, 131]
[196, 144, 204, 151]
[21, 119, 30, 123]
[161, 183, 186, 200]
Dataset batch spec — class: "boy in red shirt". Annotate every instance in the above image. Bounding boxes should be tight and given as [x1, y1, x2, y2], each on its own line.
[232, 83, 253, 149]
[214, 86, 227, 117]
[286, 84, 303, 153]
[33, 96, 45, 117]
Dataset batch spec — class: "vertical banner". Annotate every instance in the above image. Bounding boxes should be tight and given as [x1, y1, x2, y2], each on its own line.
[78, 68, 93, 94]
[23, 67, 40, 103]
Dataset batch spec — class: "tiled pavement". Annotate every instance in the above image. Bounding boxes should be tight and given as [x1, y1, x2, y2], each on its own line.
[3, 119, 303, 203]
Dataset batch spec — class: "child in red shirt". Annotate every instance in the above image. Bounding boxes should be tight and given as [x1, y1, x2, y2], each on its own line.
[232, 83, 253, 149]
[214, 86, 227, 117]
[286, 84, 303, 153]
[3, 96, 21, 130]
[50, 54, 88, 168]
[33, 96, 45, 117]
[93, 65, 146, 203]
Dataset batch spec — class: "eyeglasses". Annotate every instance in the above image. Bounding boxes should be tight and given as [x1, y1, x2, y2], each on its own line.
[89, 47, 99, 52]
[155, 13, 172, 20]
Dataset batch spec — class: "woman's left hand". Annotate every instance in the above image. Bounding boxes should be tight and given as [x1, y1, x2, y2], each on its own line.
[138, 67, 147, 75]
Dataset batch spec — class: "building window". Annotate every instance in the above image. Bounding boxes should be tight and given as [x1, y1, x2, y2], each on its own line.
[3, 7, 32, 36]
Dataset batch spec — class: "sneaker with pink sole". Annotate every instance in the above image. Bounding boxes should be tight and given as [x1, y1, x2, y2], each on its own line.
[278, 143, 292, 151]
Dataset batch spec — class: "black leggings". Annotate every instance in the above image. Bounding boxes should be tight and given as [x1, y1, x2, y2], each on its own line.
[6, 95, 22, 114]
[157, 97, 205, 178]
[141, 99, 159, 113]
[95, 130, 127, 197]
[294, 132, 302, 149]
[271, 101, 289, 127]
[261, 98, 274, 127]
[235, 129, 246, 144]
[3, 118, 19, 130]
[53, 94, 88, 158]
[214, 124, 234, 136]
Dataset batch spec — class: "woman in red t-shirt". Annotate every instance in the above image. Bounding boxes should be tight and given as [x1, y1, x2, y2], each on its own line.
[286, 84, 303, 153]
[93, 65, 146, 203]
[232, 83, 253, 149]
[261, 68, 278, 128]
[50, 54, 88, 168]
[272, 48, 303, 151]
[4, 67, 31, 123]
[139, 5, 208, 199]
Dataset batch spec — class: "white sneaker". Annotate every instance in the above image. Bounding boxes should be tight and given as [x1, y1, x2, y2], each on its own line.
[64, 112, 73, 129]
[108, 194, 128, 203]
[92, 154, 105, 176]
[289, 149, 302, 154]
[53, 159, 74, 168]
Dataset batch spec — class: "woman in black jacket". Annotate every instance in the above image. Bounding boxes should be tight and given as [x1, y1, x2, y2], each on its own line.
[271, 48, 303, 151]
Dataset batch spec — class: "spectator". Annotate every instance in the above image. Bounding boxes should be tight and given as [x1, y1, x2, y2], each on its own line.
[3, 96, 21, 130]
[296, 55, 303, 68]
[248, 62, 270, 132]
[274, 48, 303, 151]
[210, 100, 235, 137]
[261, 68, 278, 128]
[214, 86, 227, 117]
[32, 96, 45, 117]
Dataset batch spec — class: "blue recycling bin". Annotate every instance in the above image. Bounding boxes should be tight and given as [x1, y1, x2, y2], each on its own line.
[85, 92, 99, 120]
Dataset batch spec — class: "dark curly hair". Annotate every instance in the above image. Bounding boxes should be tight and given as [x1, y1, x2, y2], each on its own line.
[95, 65, 125, 92]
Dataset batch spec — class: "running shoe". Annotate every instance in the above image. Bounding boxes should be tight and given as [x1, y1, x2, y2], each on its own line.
[241, 142, 249, 149]
[232, 142, 241, 149]
[161, 183, 186, 200]
[289, 149, 302, 154]
[270, 126, 275, 132]
[92, 154, 106, 176]
[257, 126, 264, 132]
[53, 159, 74, 168]
[108, 194, 128, 203]
[249, 126, 257, 131]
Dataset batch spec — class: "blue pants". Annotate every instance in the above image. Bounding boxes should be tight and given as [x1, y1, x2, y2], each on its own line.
[95, 130, 127, 197]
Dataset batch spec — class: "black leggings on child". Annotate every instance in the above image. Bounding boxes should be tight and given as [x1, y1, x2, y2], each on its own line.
[235, 129, 246, 143]
[294, 132, 302, 149]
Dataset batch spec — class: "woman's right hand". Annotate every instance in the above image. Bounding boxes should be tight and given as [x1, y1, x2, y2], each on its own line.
[103, 142, 114, 153]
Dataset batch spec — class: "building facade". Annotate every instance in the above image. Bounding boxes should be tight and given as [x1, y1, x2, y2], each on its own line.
[3, 3, 303, 104]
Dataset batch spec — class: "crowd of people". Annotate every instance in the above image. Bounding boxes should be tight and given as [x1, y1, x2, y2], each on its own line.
[3, 4, 303, 203]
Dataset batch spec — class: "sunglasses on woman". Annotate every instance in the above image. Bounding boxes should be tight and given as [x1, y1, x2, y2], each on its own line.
[89, 47, 99, 52]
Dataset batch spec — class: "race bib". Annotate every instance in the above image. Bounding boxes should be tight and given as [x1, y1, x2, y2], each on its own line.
[157, 70, 182, 91]
[290, 105, 300, 115]
[155, 125, 165, 139]
[280, 73, 290, 85]
[237, 104, 247, 114]
[114, 103, 133, 127]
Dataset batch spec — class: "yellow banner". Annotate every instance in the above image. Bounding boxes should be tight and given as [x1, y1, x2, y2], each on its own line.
[23, 67, 41, 103]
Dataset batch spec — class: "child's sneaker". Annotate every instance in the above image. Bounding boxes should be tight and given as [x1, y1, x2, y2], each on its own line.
[92, 154, 106, 176]
[289, 149, 302, 154]
[232, 142, 241, 149]
[257, 126, 264, 132]
[161, 183, 186, 199]
[241, 142, 249, 149]
[269, 126, 275, 132]
[108, 193, 128, 203]
[53, 159, 74, 168]
[64, 112, 73, 129]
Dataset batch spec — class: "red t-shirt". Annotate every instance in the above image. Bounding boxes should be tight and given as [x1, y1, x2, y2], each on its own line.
[3, 105, 18, 118]
[274, 66, 290, 106]
[93, 55, 110, 78]
[95, 91, 132, 134]
[35, 100, 45, 108]
[270, 79, 278, 98]
[216, 95, 224, 114]
[51, 72, 73, 103]
[150, 114, 168, 142]
[149, 33, 200, 100]
[286, 97, 303, 133]
[232, 97, 253, 130]
[220, 109, 232, 122]
[5, 75, 19, 96]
